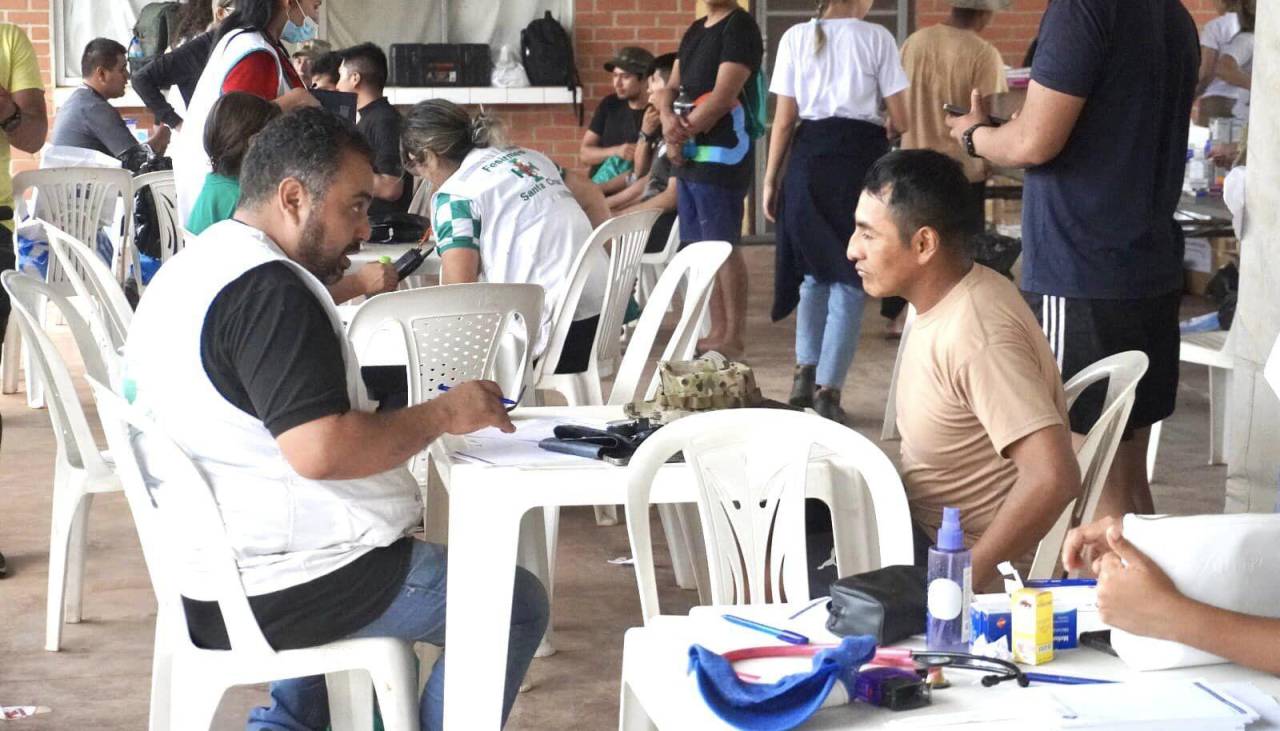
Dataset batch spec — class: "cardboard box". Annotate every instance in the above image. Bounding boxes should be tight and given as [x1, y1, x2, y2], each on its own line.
[1185, 236, 1239, 296]
[1011, 588, 1054, 665]
[971, 596, 1078, 651]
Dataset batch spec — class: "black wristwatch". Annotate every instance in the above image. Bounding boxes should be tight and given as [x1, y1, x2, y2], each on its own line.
[0, 104, 21, 134]
[641, 129, 662, 145]
[962, 123, 991, 159]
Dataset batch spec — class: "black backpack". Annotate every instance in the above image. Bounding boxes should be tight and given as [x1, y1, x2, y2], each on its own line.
[131, 2, 183, 74]
[520, 11, 583, 124]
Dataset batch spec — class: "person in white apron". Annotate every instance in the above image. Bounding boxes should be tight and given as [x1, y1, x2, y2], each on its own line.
[171, 0, 320, 224]
[400, 99, 609, 372]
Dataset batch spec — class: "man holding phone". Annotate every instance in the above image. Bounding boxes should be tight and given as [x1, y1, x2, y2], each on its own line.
[945, 0, 1198, 522]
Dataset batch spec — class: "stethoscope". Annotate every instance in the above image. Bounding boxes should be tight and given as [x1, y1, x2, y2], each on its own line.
[908, 651, 1030, 688]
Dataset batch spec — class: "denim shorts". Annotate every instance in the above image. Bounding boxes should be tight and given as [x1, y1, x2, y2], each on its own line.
[676, 179, 745, 246]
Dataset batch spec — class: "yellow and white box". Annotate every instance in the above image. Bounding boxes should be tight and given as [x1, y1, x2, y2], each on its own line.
[1011, 588, 1054, 665]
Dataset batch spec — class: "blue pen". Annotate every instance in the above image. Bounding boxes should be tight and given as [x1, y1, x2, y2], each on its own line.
[436, 383, 519, 406]
[1024, 672, 1116, 685]
[1024, 578, 1098, 588]
[722, 614, 810, 645]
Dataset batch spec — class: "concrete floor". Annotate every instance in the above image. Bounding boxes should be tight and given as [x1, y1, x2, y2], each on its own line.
[0, 246, 1226, 729]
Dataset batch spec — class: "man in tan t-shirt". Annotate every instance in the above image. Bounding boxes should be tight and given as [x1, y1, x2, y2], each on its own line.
[849, 149, 1080, 589]
[900, 0, 1008, 222]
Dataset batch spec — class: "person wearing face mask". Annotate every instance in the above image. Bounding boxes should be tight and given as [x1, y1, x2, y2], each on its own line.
[132, 0, 237, 131]
[171, 0, 321, 224]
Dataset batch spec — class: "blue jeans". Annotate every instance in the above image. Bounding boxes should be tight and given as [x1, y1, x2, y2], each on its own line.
[795, 276, 865, 390]
[247, 541, 549, 731]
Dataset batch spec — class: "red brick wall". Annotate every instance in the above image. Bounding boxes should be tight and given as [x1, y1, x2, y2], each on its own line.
[916, 0, 1222, 68]
[489, 0, 694, 173]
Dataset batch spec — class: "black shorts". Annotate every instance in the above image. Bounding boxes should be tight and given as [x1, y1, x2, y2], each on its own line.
[1021, 290, 1180, 434]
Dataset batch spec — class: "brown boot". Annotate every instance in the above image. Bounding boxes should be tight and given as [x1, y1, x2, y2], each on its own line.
[813, 387, 847, 424]
[789, 364, 817, 408]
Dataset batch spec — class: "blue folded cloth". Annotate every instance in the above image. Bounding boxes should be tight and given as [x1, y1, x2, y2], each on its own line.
[688, 635, 877, 730]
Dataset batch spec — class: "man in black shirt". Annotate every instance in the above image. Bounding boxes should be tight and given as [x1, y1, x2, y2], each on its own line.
[338, 43, 412, 216]
[131, 0, 235, 130]
[581, 45, 654, 191]
[125, 108, 547, 729]
[656, 0, 762, 357]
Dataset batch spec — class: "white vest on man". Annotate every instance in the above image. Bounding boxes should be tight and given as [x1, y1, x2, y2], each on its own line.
[172, 29, 292, 224]
[125, 219, 421, 596]
[433, 146, 607, 355]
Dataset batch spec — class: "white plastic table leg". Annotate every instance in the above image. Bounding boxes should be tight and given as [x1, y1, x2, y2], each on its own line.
[1209, 366, 1230, 465]
[1147, 420, 1163, 482]
[443, 490, 523, 731]
[619, 680, 658, 731]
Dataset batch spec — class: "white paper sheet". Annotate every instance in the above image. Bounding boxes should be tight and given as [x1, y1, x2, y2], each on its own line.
[450, 417, 611, 468]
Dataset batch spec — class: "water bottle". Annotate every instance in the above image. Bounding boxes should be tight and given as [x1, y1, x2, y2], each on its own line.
[128, 36, 144, 62]
[672, 86, 695, 118]
[926, 507, 972, 652]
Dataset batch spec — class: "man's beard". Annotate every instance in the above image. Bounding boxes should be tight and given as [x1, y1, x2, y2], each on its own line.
[295, 213, 359, 285]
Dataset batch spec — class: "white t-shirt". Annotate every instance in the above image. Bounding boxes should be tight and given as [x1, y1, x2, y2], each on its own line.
[431, 146, 607, 356]
[1222, 31, 1253, 121]
[1201, 13, 1242, 101]
[769, 17, 909, 124]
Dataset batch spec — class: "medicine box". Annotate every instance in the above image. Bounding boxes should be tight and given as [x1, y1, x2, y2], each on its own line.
[971, 596, 1078, 651]
[1011, 588, 1054, 665]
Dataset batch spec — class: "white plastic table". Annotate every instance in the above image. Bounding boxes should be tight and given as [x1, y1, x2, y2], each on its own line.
[438, 406, 884, 730]
[619, 602, 1280, 730]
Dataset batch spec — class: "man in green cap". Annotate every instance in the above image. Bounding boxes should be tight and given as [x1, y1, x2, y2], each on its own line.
[581, 45, 655, 191]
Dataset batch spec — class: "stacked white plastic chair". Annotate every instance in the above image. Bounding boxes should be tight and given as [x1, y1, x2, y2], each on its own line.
[1, 271, 120, 652]
[2, 168, 134, 407]
[132, 170, 183, 293]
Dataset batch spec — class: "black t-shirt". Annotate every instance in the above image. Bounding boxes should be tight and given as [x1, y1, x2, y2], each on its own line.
[588, 94, 645, 173]
[182, 260, 410, 650]
[1021, 0, 1198, 299]
[358, 97, 413, 217]
[674, 8, 763, 190]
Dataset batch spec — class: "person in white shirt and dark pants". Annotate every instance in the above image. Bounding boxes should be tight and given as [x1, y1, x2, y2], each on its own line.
[765, 0, 909, 423]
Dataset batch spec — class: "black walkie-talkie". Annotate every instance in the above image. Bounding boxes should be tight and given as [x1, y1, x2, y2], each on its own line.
[392, 243, 435, 280]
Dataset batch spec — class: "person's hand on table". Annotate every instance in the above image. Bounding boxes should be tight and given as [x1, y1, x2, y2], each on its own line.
[945, 89, 991, 147]
[355, 261, 397, 296]
[432, 380, 515, 435]
[1062, 514, 1123, 575]
[1094, 524, 1188, 641]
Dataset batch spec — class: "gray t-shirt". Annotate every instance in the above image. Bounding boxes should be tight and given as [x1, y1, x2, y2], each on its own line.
[643, 143, 672, 200]
[49, 87, 139, 159]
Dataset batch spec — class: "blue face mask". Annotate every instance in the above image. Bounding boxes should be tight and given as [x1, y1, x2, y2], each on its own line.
[281, 1, 318, 44]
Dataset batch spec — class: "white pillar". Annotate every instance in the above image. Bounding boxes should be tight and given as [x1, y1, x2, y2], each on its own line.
[1225, 1, 1280, 512]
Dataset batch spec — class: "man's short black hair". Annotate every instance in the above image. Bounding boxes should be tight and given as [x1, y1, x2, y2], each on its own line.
[239, 107, 374, 208]
[81, 37, 126, 78]
[340, 42, 388, 93]
[862, 149, 979, 255]
[310, 52, 342, 85]
[649, 53, 677, 81]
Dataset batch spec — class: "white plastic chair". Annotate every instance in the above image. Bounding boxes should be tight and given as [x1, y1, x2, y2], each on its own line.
[1, 271, 121, 653]
[85, 378, 419, 731]
[635, 215, 680, 308]
[624, 409, 914, 621]
[880, 305, 917, 441]
[1028, 351, 1149, 580]
[1146, 330, 1232, 480]
[45, 222, 133, 360]
[4, 168, 135, 406]
[536, 209, 662, 407]
[132, 170, 183, 292]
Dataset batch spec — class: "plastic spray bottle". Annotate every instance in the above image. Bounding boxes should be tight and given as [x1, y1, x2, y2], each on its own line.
[926, 507, 972, 652]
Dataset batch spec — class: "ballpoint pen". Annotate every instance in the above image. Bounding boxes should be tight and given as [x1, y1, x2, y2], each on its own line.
[721, 614, 810, 645]
[436, 383, 521, 406]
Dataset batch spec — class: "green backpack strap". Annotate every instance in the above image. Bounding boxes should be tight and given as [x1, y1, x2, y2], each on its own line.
[741, 68, 768, 141]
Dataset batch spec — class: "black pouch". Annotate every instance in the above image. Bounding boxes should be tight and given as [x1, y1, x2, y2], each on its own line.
[826, 565, 928, 645]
